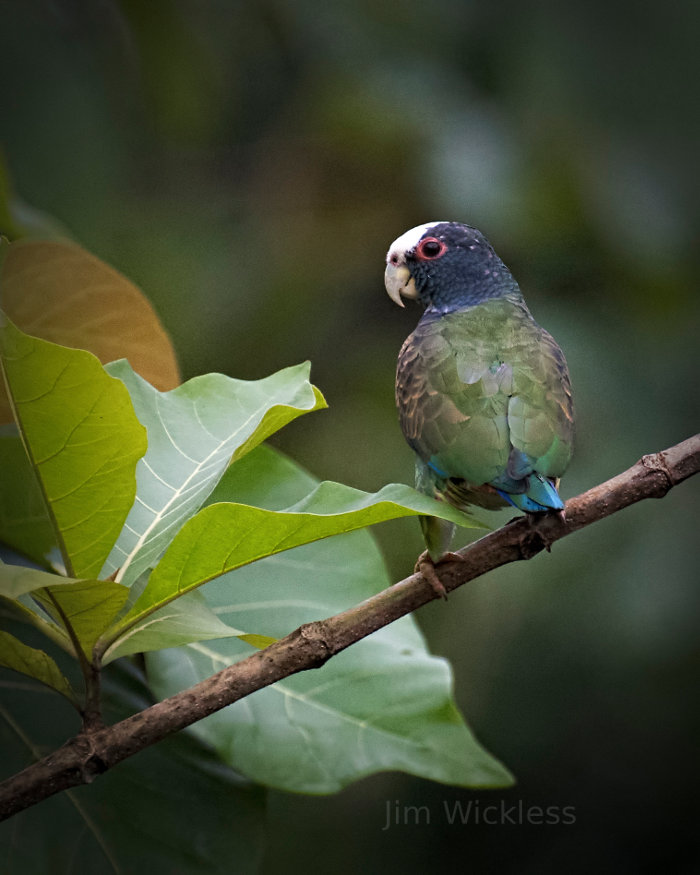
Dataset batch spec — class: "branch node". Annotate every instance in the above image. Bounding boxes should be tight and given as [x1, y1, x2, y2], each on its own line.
[297, 621, 333, 667]
[75, 732, 109, 783]
[640, 451, 674, 495]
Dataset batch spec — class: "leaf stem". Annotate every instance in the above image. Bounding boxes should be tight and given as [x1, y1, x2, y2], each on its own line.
[41, 588, 102, 728]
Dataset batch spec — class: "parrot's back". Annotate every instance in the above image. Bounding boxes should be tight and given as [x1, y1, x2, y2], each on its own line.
[396, 295, 574, 510]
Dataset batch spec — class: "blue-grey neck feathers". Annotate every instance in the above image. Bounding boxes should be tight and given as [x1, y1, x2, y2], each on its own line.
[411, 222, 522, 314]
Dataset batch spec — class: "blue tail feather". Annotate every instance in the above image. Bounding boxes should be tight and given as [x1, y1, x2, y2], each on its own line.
[496, 474, 564, 513]
[527, 474, 564, 510]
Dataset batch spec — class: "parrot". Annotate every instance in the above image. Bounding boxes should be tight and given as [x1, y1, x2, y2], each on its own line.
[384, 221, 574, 594]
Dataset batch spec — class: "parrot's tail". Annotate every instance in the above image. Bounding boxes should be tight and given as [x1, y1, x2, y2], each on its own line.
[496, 474, 564, 513]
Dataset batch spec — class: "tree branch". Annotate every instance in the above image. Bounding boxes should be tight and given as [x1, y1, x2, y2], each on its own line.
[1, 434, 698, 820]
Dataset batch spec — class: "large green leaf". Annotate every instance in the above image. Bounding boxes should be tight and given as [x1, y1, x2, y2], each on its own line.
[101, 359, 326, 586]
[115, 468, 483, 634]
[0, 432, 57, 567]
[0, 316, 148, 579]
[101, 591, 246, 664]
[0, 658, 266, 875]
[0, 631, 77, 704]
[146, 446, 512, 794]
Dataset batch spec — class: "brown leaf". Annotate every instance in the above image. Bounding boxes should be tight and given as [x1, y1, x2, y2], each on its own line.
[0, 239, 180, 423]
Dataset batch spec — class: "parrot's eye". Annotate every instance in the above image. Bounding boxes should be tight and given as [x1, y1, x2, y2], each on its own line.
[416, 237, 447, 260]
[389, 253, 400, 266]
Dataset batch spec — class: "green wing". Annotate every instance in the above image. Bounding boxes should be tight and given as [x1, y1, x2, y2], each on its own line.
[396, 298, 574, 490]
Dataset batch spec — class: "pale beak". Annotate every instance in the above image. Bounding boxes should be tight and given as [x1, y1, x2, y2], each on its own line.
[384, 262, 417, 308]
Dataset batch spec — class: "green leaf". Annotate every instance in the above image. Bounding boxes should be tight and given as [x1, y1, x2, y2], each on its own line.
[120, 470, 483, 630]
[101, 359, 326, 586]
[0, 315, 148, 579]
[0, 560, 92, 601]
[0, 631, 77, 704]
[35, 580, 130, 658]
[0, 433, 57, 567]
[0, 592, 72, 654]
[238, 633, 276, 649]
[0, 659, 266, 874]
[146, 445, 512, 793]
[0, 561, 128, 659]
[101, 591, 246, 664]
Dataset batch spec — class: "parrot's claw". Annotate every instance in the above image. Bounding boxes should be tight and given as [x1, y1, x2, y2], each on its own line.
[415, 551, 467, 600]
[523, 508, 566, 552]
[545, 508, 567, 552]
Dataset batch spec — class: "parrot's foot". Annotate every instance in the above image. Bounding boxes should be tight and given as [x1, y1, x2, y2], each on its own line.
[415, 551, 466, 600]
[523, 508, 566, 552]
[545, 509, 567, 552]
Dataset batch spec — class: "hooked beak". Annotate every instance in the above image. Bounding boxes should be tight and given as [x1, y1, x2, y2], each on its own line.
[384, 262, 418, 308]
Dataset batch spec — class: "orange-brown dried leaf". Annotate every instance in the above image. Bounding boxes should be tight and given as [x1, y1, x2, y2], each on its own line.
[0, 239, 180, 423]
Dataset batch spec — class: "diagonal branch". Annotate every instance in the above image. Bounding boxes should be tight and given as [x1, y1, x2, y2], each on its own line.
[1, 434, 698, 821]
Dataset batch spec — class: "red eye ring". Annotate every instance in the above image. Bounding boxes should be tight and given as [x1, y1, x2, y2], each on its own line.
[416, 237, 447, 260]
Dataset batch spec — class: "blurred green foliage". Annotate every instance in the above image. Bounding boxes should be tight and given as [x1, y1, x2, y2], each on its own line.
[1, 1, 698, 872]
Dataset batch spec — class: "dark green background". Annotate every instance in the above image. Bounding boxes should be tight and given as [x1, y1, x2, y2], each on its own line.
[1, 1, 698, 871]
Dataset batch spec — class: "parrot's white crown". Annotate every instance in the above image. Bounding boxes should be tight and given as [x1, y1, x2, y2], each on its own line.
[385, 222, 449, 262]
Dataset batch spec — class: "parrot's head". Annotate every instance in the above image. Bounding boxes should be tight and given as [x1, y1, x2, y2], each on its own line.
[384, 221, 518, 313]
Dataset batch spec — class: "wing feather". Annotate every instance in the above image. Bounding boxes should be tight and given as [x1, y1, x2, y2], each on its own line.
[395, 301, 574, 497]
